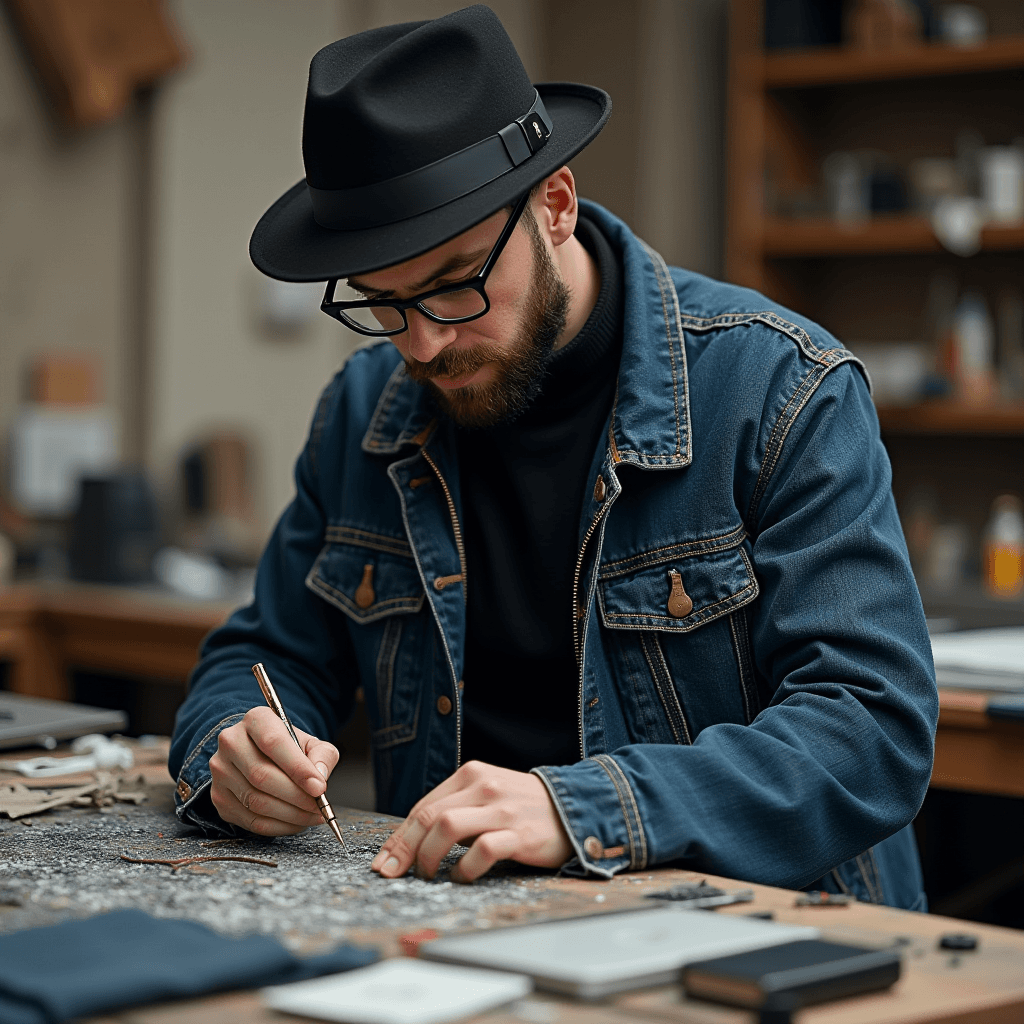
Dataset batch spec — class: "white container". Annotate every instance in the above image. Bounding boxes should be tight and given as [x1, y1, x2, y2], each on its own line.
[938, 4, 987, 46]
[979, 146, 1024, 223]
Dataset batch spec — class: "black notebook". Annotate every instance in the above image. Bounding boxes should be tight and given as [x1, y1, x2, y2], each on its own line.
[681, 939, 901, 1009]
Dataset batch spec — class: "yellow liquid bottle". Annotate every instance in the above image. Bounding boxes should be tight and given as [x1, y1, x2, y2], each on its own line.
[984, 495, 1024, 599]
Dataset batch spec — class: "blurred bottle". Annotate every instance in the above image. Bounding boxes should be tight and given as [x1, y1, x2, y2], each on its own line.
[952, 291, 995, 404]
[997, 290, 1024, 401]
[983, 496, 1024, 599]
[925, 522, 970, 591]
[922, 270, 958, 396]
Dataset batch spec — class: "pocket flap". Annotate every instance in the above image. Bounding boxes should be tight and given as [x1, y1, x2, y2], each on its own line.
[598, 545, 758, 632]
[306, 538, 425, 624]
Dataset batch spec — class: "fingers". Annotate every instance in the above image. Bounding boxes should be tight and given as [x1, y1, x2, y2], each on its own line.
[300, 732, 340, 783]
[245, 707, 328, 799]
[213, 758, 323, 830]
[452, 830, 519, 882]
[370, 762, 505, 878]
[414, 804, 509, 879]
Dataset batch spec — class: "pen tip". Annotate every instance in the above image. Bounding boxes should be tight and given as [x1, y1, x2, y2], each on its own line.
[328, 818, 347, 851]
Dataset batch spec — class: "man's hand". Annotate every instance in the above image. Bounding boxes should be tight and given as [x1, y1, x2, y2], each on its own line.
[370, 761, 572, 882]
[209, 706, 340, 836]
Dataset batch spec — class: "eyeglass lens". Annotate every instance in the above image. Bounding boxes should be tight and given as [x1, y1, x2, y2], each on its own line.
[340, 286, 487, 334]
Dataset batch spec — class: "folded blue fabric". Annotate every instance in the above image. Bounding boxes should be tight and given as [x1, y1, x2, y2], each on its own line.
[0, 909, 378, 1024]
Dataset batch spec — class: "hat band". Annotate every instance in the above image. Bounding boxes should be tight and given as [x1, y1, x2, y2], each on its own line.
[307, 91, 552, 231]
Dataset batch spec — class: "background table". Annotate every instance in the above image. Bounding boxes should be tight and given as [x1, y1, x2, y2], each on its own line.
[1, 582, 1020, 798]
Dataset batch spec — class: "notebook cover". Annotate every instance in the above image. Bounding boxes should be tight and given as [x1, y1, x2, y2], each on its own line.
[681, 938, 901, 1009]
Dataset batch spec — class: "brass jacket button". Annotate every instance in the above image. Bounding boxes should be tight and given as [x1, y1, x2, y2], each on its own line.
[354, 564, 375, 609]
[436, 695, 453, 715]
[593, 475, 607, 503]
[583, 835, 604, 859]
[667, 569, 693, 618]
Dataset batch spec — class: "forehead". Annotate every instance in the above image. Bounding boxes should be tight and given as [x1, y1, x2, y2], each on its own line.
[348, 207, 507, 292]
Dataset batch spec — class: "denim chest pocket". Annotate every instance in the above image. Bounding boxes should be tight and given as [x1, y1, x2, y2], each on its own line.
[305, 527, 427, 776]
[305, 528, 425, 624]
[596, 540, 761, 742]
[597, 543, 758, 633]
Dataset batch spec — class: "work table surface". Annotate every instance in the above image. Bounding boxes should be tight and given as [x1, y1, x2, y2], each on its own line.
[2, 766, 1023, 1023]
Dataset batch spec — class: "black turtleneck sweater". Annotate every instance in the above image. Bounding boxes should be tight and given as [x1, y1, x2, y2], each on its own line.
[456, 216, 624, 772]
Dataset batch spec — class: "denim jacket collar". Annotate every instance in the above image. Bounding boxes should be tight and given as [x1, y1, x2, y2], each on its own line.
[360, 200, 691, 469]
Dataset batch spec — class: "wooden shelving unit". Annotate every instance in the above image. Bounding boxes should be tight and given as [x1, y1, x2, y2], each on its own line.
[725, 1, 1024, 627]
[759, 33, 1024, 88]
[763, 215, 1024, 258]
[876, 402, 1024, 436]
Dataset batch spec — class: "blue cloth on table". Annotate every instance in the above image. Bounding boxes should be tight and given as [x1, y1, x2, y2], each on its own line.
[0, 909, 377, 1023]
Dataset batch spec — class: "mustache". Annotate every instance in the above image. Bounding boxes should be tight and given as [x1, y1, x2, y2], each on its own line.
[404, 342, 498, 384]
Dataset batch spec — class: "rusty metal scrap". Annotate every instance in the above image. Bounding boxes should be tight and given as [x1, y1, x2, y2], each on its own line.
[120, 852, 278, 872]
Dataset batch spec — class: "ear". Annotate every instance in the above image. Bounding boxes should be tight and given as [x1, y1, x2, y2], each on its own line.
[533, 166, 578, 248]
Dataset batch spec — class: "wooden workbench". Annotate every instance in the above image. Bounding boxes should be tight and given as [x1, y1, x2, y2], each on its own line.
[1, 582, 1022, 798]
[1, 773, 1017, 1024]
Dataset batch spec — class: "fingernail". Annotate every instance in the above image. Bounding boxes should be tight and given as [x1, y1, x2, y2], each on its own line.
[306, 776, 325, 796]
[383, 856, 400, 875]
[315, 761, 328, 779]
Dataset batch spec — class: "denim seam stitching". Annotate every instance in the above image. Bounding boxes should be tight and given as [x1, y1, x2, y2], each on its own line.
[324, 526, 414, 557]
[748, 361, 829, 523]
[638, 241, 683, 458]
[599, 524, 748, 577]
[678, 310, 825, 362]
[307, 572, 425, 619]
[592, 755, 638, 863]
[375, 616, 403, 729]
[729, 609, 757, 725]
[362, 361, 408, 452]
[530, 767, 610, 877]
[641, 632, 692, 745]
[180, 713, 245, 775]
[593, 753, 648, 869]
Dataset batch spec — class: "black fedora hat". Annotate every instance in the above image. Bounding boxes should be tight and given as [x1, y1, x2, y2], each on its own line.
[249, 4, 610, 282]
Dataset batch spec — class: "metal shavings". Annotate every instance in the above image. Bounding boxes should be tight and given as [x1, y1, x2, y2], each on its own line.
[120, 853, 279, 872]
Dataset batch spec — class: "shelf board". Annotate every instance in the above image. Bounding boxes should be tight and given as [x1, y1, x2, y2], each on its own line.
[877, 402, 1024, 435]
[761, 35, 1024, 88]
[763, 215, 1024, 257]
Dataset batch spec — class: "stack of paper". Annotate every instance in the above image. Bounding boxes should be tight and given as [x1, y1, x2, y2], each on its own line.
[930, 628, 1024, 692]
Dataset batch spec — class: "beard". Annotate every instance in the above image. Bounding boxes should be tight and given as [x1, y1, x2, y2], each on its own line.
[403, 216, 570, 430]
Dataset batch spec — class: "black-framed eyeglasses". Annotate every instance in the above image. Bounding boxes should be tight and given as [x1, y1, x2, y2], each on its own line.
[321, 191, 531, 338]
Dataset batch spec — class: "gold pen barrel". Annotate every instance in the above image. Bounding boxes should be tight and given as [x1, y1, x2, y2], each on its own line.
[251, 662, 347, 851]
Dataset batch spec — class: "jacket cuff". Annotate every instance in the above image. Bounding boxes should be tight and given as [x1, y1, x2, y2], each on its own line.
[532, 753, 648, 879]
[173, 713, 246, 835]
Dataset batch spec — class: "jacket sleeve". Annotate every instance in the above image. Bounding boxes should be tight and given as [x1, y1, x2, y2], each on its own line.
[168, 377, 357, 834]
[533, 363, 938, 890]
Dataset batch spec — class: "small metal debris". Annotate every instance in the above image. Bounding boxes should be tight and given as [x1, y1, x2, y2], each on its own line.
[794, 891, 852, 907]
[939, 933, 978, 951]
[120, 852, 278, 872]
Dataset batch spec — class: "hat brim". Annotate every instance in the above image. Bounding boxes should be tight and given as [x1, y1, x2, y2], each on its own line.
[249, 83, 611, 282]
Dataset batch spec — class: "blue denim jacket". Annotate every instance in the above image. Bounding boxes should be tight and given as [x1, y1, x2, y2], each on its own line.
[170, 201, 937, 910]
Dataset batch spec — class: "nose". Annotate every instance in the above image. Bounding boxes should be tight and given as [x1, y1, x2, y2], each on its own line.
[399, 308, 458, 365]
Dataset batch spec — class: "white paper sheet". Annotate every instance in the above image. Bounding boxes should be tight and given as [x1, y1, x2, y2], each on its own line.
[931, 628, 1024, 692]
[261, 959, 532, 1024]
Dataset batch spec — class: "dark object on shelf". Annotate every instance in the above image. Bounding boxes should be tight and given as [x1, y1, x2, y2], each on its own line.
[681, 938, 901, 1010]
[645, 880, 755, 908]
[988, 695, 1024, 721]
[746, 911, 776, 920]
[794, 891, 852, 906]
[939, 933, 979, 950]
[68, 471, 161, 584]
[764, 0, 842, 49]
[870, 169, 909, 213]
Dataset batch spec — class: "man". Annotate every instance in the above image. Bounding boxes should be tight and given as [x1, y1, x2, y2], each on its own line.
[170, 5, 937, 908]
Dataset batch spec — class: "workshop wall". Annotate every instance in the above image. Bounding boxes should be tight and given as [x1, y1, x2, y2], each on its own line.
[0, 0, 729, 544]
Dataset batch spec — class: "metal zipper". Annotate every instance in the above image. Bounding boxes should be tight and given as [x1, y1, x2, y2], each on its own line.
[571, 476, 615, 761]
[420, 445, 466, 767]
